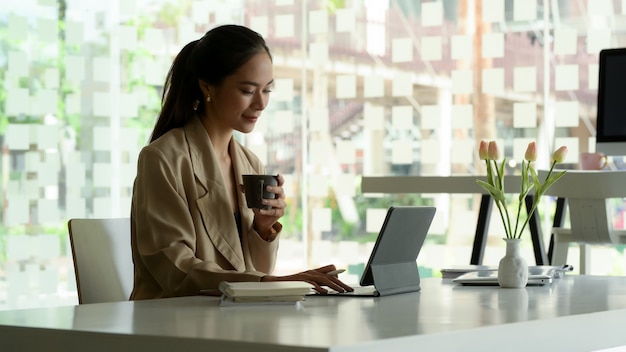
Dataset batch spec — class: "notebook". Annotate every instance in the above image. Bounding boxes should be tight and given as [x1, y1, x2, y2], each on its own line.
[312, 206, 436, 297]
[218, 281, 314, 298]
[217, 281, 314, 306]
[452, 268, 555, 286]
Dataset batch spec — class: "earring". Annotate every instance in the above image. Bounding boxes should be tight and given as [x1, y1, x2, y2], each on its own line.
[206, 95, 211, 103]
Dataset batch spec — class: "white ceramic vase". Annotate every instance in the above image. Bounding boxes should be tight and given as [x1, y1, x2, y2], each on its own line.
[497, 238, 528, 288]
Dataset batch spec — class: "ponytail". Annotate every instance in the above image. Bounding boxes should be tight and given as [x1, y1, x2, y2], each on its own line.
[149, 40, 203, 143]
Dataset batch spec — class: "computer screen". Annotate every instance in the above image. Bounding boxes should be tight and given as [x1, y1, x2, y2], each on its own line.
[596, 48, 626, 156]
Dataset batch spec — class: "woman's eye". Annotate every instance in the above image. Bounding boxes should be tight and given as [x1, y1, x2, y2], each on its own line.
[242, 89, 271, 95]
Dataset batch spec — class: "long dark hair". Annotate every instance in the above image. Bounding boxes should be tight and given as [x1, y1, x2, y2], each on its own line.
[149, 25, 272, 142]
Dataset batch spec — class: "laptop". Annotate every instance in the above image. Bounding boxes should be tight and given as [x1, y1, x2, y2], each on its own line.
[312, 206, 436, 297]
[452, 268, 555, 286]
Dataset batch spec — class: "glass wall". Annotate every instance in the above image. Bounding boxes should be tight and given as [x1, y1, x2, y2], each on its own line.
[1, 0, 625, 310]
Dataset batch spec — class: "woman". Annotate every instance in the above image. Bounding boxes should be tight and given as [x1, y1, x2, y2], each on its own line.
[130, 24, 352, 299]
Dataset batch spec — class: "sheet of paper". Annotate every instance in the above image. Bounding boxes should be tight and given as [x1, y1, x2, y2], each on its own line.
[514, 0, 536, 21]
[451, 140, 473, 164]
[392, 38, 413, 63]
[513, 102, 537, 128]
[336, 8, 355, 32]
[309, 10, 328, 34]
[451, 104, 473, 129]
[451, 35, 472, 60]
[363, 103, 384, 130]
[392, 75, 412, 97]
[336, 75, 356, 99]
[312, 208, 332, 232]
[392, 106, 413, 130]
[336, 141, 356, 164]
[421, 105, 440, 130]
[421, 36, 442, 61]
[553, 28, 577, 55]
[482, 68, 504, 93]
[514, 67, 536, 92]
[275, 14, 295, 38]
[420, 139, 440, 164]
[366, 208, 388, 233]
[555, 101, 579, 127]
[451, 70, 473, 94]
[555, 64, 579, 91]
[391, 140, 413, 164]
[483, 0, 504, 22]
[482, 33, 504, 58]
[422, 2, 443, 26]
[364, 75, 384, 98]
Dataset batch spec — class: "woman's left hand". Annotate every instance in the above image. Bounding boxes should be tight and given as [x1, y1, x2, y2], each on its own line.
[248, 174, 286, 238]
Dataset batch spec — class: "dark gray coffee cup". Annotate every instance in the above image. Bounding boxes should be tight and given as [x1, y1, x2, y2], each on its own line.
[242, 174, 278, 210]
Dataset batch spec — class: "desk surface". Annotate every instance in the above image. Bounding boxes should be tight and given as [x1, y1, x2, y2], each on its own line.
[362, 171, 626, 198]
[539, 170, 626, 198]
[2, 276, 626, 352]
[361, 175, 523, 194]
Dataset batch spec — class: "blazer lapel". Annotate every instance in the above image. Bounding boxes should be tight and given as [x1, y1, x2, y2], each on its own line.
[184, 117, 245, 271]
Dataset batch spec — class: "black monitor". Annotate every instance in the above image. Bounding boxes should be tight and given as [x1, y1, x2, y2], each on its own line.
[596, 48, 626, 156]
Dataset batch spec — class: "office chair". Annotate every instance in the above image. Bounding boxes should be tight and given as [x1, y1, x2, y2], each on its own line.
[68, 218, 134, 304]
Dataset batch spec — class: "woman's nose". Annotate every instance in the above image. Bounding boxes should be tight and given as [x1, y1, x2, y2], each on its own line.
[252, 91, 268, 110]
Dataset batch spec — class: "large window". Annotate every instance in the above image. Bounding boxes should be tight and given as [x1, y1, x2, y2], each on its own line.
[1, 0, 625, 310]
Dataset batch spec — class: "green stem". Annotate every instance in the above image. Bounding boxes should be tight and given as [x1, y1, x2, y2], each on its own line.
[492, 159, 513, 238]
[512, 161, 527, 238]
[494, 197, 511, 238]
[517, 198, 539, 239]
[485, 159, 493, 186]
[517, 160, 558, 238]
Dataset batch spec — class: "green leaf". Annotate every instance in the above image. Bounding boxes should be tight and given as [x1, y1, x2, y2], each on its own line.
[530, 167, 541, 194]
[521, 162, 529, 191]
[539, 170, 567, 194]
[497, 158, 506, 190]
[476, 180, 506, 202]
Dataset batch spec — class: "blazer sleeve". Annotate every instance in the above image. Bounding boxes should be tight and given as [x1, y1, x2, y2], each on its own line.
[244, 222, 281, 273]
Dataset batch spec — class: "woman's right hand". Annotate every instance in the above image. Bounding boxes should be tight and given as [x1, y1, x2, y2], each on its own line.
[261, 264, 354, 294]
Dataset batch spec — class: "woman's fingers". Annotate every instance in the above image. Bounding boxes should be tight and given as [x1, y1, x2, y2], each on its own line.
[276, 173, 285, 186]
[304, 270, 353, 293]
[263, 269, 354, 294]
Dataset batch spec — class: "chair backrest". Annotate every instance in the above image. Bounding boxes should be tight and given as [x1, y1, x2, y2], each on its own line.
[68, 218, 133, 304]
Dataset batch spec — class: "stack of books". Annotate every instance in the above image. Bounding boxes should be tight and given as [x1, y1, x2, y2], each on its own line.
[218, 281, 314, 306]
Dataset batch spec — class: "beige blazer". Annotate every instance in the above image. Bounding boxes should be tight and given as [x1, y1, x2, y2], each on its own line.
[130, 116, 279, 300]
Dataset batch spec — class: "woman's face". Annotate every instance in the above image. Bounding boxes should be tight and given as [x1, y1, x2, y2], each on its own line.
[208, 52, 274, 134]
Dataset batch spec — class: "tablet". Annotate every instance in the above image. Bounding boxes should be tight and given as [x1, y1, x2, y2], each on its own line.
[309, 206, 436, 297]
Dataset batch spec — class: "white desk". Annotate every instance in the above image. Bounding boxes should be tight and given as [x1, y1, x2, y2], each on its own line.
[361, 175, 524, 194]
[1, 276, 626, 352]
